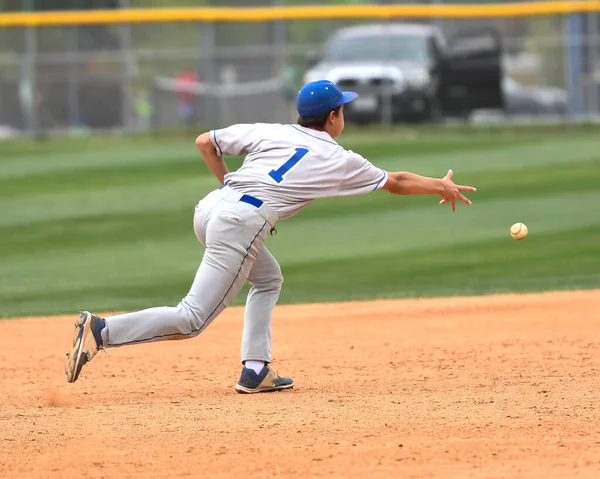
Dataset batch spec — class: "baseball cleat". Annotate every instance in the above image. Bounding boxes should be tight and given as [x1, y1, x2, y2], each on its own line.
[65, 311, 106, 383]
[235, 364, 294, 394]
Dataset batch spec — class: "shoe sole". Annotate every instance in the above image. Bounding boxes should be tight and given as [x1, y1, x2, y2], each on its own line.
[65, 312, 92, 383]
[235, 383, 294, 394]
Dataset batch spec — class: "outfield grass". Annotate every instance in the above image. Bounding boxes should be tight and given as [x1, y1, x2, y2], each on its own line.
[1, 125, 599, 318]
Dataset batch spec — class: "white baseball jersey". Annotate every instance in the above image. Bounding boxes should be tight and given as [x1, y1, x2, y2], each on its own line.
[210, 123, 388, 220]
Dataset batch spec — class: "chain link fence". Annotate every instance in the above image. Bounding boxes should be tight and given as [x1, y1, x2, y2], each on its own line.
[0, 3, 599, 137]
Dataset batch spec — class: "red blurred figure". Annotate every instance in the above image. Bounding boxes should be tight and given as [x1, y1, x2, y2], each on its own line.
[177, 71, 198, 125]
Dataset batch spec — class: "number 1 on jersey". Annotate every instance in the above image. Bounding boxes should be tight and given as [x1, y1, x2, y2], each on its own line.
[269, 147, 309, 183]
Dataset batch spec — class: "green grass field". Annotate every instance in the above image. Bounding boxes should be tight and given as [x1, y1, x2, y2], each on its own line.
[1, 125, 599, 318]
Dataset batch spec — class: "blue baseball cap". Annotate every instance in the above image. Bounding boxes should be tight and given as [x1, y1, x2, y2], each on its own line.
[296, 80, 358, 117]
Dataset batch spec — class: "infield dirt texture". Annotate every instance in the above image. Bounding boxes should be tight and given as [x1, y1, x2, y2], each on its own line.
[1, 290, 599, 478]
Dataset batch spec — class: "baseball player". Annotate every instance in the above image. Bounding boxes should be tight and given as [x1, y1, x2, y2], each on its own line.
[65, 80, 475, 394]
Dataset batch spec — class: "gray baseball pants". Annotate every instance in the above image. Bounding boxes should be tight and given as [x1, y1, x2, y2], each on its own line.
[102, 185, 282, 363]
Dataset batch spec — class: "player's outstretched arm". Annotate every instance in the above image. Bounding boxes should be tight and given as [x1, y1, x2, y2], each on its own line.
[196, 132, 229, 184]
[382, 169, 476, 213]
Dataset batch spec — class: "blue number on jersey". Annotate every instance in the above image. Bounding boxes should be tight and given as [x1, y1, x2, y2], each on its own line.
[268, 147, 309, 183]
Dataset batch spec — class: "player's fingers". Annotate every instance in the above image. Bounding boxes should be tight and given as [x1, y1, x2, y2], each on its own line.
[444, 169, 453, 180]
[458, 185, 477, 192]
[439, 199, 448, 205]
[458, 193, 471, 205]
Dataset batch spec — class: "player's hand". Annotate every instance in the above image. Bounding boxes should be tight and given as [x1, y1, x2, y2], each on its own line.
[439, 169, 476, 213]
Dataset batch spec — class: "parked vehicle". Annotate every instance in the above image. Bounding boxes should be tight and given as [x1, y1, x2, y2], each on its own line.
[502, 77, 568, 117]
[303, 23, 505, 124]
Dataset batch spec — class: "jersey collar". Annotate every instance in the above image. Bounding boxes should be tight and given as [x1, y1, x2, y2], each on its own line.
[289, 125, 338, 146]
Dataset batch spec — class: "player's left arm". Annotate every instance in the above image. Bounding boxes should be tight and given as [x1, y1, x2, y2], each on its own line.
[383, 169, 476, 213]
[342, 151, 476, 213]
[196, 132, 229, 184]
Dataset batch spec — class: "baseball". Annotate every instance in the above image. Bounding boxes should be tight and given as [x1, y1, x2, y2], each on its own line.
[510, 222, 528, 240]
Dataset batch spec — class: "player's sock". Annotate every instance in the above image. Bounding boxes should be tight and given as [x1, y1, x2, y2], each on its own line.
[100, 326, 109, 346]
[90, 315, 107, 347]
[245, 360, 266, 374]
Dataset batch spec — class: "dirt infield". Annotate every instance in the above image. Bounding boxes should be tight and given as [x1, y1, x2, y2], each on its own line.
[1, 290, 599, 479]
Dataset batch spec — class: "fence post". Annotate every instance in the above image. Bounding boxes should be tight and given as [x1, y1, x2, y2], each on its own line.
[67, 25, 81, 131]
[120, 0, 134, 131]
[22, 0, 38, 137]
[274, 0, 287, 123]
[565, 10, 583, 120]
[199, 20, 217, 127]
[380, 19, 393, 133]
[433, 0, 444, 32]
[586, 11, 599, 118]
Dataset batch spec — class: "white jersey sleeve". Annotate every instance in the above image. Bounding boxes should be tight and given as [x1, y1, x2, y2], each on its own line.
[210, 124, 266, 157]
[338, 150, 388, 196]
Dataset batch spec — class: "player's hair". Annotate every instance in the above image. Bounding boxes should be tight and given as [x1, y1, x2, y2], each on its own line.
[297, 105, 342, 129]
